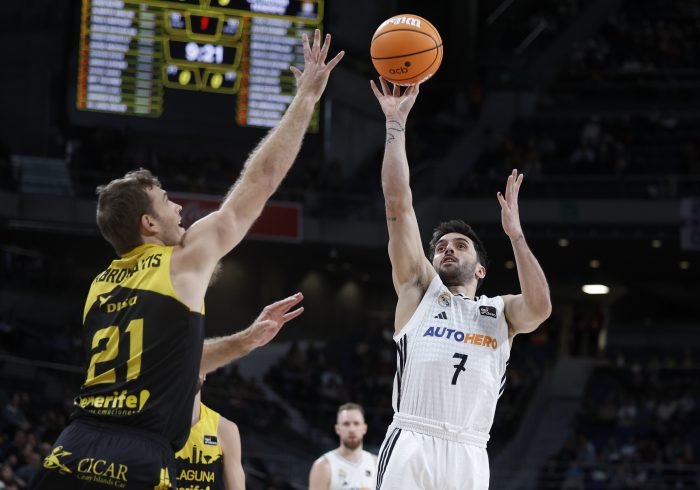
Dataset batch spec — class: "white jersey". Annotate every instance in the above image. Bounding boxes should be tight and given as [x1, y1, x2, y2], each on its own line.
[391, 274, 510, 446]
[324, 449, 376, 490]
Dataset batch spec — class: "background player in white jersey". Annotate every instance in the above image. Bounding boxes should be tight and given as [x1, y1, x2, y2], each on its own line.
[369, 78, 552, 490]
[309, 403, 377, 490]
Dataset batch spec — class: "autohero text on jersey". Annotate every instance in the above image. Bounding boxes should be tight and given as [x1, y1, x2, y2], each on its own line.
[423, 326, 499, 349]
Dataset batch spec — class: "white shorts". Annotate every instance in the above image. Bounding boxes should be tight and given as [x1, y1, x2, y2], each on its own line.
[374, 426, 490, 490]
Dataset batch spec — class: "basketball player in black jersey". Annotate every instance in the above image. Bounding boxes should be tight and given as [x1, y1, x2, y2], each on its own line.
[29, 30, 343, 490]
[176, 376, 244, 490]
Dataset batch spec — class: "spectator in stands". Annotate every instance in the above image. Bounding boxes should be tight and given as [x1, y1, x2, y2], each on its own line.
[14, 452, 40, 485]
[1, 396, 29, 432]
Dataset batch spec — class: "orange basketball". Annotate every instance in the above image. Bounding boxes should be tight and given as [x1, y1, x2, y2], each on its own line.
[370, 14, 443, 86]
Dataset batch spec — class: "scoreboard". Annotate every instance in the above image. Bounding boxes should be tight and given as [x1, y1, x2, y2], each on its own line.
[74, 0, 323, 130]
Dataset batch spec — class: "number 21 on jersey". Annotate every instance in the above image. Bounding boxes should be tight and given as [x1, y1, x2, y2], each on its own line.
[85, 319, 144, 386]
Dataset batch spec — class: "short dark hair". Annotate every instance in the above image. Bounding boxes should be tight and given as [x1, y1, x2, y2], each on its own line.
[428, 220, 489, 288]
[96, 169, 161, 256]
[337, 403, 364, 417]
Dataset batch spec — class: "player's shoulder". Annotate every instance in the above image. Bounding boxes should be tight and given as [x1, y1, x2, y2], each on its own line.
[217, 414, 240, 441]
[476, 293, 507, 306]
[312, 452, 332, 469]
[495, 293, 516, 307]
[363, 449, 378, 464]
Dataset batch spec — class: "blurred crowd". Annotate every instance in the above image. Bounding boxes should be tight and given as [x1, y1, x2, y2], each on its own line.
[541, 349, 700, 489]
[562, 0, 700, 83]
[0, 391, 71, 490]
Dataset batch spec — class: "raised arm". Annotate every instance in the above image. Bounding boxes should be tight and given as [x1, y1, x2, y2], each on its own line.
[370, 79, 435, 331]
[200, 293, 304, 375]
[180, 31, 343, 271]
[498, 170, 552, 339]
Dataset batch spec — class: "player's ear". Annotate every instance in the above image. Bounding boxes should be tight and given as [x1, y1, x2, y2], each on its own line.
[476, 264, 486, 279]
[141, 213, 158, 235]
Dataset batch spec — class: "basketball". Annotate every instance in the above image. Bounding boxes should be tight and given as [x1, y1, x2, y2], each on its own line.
[370, 14, 443, 86]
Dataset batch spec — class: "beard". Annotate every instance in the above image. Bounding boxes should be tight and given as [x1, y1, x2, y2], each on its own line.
[438, 260, 477, 287]
[341, 438, 362, 451]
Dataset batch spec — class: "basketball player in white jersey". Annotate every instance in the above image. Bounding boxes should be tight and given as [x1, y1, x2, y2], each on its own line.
[369, 78, 552, 490]
[308, 403, 378, 490]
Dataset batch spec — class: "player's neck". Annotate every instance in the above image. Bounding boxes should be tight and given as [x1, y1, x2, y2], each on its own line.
[447, 284, 476, 299]
[191, 394, 201, 426]
[142, 235, 166, 247]
[337, 445, 363, 462]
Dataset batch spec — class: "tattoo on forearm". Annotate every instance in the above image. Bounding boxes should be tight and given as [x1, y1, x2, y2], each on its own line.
[385, 119, 405, 145]
[511, 233, 525, 243]
[387, 216, 397, 222]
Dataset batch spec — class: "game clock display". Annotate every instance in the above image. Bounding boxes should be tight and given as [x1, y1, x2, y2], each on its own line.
[74, 0, 323, 130]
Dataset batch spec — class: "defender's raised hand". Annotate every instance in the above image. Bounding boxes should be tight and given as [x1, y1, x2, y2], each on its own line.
[246, 293, 305, 349]
[370, 77, 420, 122]
[497, 169, 525, 240]
[290, 30, 344, 102]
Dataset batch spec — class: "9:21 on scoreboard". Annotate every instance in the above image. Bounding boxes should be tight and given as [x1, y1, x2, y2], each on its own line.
[76, 0, 323, 129]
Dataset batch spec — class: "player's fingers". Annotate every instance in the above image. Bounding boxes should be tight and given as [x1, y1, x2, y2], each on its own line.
[379, 76, 390, 96]
[514, 173, 524, 199]
[282, 306, 305, 322]
[319, 33, 331, 62]
[290, 66, 302, 81]
[267, 292, 304, 312]
[496, 191, 507, 209]
[312, 29, 321, 60]
[324, 50, 344, 72]
[392, 83, 399, 97]
[370, 80, 383, 99]
[505, 173, 514, 201]
[302, 33, 311, 62]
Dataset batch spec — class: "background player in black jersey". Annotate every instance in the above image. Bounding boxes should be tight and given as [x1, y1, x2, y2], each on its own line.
[176, 376, 244, 490]
[178, 296, 309, 490]
[29, 30, 343, 490]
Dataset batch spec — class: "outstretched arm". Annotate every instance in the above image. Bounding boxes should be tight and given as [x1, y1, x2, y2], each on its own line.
[370, 78, 435, 331]
[181, 31, 344, 269]
[200, 293, 304, 375]
[498, 170, 552, 338]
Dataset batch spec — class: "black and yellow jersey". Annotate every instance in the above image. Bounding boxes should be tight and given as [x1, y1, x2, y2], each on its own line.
[175, 403, 224, 490]
[73, 243, 204, 451]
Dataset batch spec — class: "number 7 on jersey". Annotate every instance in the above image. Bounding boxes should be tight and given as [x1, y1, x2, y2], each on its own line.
[452, 353, 469, 385]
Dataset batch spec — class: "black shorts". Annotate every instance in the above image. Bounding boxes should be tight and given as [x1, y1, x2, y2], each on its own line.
[29, 418, 176, 490]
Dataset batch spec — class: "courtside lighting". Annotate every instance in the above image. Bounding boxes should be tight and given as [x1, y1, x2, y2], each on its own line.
[582, 284, 610, 295]
[589, 259, 601, 269]
[651, 240, 662, 248]
[505, 260, 515, 269]
[680, 261, 690, 270]
[558, 238, 569, 247]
